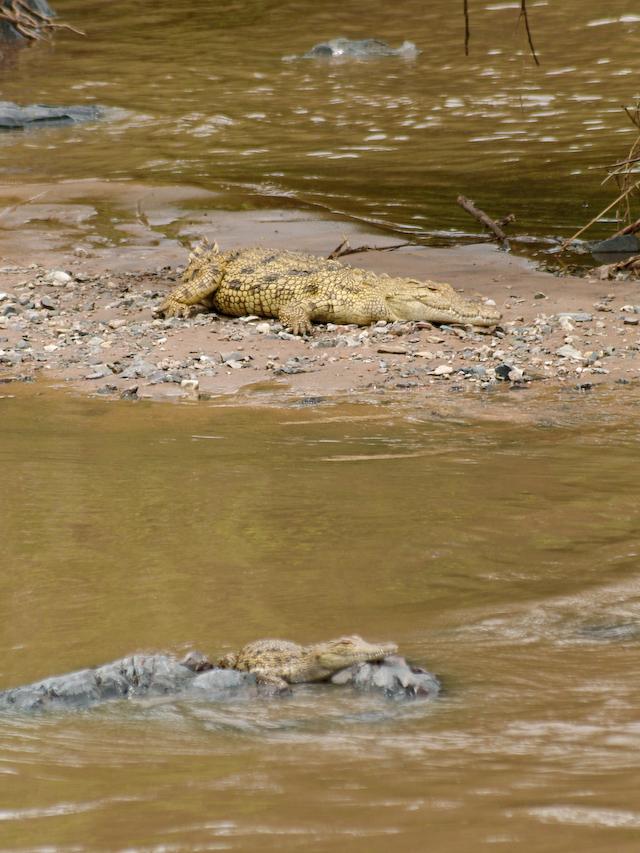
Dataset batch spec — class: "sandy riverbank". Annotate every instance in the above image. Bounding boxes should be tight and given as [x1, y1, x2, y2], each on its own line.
[1, 180, 640, 423]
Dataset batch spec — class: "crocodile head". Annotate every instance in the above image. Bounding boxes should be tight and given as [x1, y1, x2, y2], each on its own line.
[385, 278, 501, 327]
[309, 635, 398, 672]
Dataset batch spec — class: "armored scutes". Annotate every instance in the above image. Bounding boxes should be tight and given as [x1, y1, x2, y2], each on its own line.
[155, 242, 501, 334]
[218, 635, 398, 690]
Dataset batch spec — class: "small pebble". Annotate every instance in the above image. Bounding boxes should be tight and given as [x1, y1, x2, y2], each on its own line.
[45, 270, 72, 286]
[432, 364, 453, 376]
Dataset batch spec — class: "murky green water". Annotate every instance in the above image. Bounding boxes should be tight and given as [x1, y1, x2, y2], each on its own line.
[1, 389, 640, 850]
[1, 0, 639, 240]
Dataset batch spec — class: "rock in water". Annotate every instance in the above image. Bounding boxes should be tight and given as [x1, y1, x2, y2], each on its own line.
[303, 38, 420, 59]
[0, 101, 102, 131]
[331, 655, 440, 699]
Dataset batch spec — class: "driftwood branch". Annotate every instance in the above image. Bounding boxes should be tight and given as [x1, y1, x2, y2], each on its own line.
[519, 0, 540, 66]
[611, 217, 640, 238]
[327, 238, 412, 260]
[0, 0, 84, 40]
[456, 195, 511, 249]
[463, 0, 470, 56]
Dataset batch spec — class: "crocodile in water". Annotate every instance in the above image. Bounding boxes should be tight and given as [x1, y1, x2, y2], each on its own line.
[0, 649, 439, 712]
[218, 635, 398, 690]
[155, 242, 501, 334]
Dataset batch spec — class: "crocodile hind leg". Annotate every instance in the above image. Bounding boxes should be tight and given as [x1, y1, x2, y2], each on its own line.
[278, 299, 332, 336]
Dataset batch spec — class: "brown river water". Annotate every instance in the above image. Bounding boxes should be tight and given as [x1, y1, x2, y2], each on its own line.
[0, 0, 639, 242]
[1, 388, 640, 850]
[1, 2, 640, 850]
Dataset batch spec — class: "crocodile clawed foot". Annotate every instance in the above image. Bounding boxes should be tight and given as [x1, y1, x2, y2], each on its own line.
[154, 299, 208, 319]
[288, 322, 313, 337]
[256, 675, 292, 695]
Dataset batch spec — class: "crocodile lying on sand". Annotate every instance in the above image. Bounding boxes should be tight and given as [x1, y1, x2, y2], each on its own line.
[0, 640, 439, 712]
[155, 242, 501, 334]
[218, 635, 398, 690]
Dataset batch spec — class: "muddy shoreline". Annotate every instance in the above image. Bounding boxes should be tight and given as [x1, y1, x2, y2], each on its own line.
[2, 182, 640, 423]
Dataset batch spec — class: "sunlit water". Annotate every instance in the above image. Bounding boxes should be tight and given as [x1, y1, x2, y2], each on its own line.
[1, 389, 640, 850]
[0, 0, 639, 241]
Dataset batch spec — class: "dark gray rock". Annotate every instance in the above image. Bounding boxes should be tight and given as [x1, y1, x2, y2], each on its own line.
[494, 363, 513, 381]
[590, 234, 640, 260]
[0, 100, 102, 131]
[0, 654, 235, 712]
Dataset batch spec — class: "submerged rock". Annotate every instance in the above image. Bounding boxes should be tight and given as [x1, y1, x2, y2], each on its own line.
[575, 622, 640, 643]
[0, 101, 102, 131]
[0, 652, 439, 712]
[331, 655, 440, 699]
[303, 38, 420, 59]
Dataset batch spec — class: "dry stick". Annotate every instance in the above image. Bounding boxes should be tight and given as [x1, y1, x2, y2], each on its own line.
[463, 0, 470, 56]
[456, 195, 511, 249]
[611, 217, 640, 239]
[0, 189, 49, 221]
[0, 1, 84, 38]
[519, 0, 540, 66]
[559, 181, 640, 251]
[623, 105, 640, 129]
[327, 238, 412, 260]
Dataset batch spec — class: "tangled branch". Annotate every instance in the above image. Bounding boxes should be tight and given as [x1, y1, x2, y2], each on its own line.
[0, 0, 84, 41]
[560, 102, 640, 249]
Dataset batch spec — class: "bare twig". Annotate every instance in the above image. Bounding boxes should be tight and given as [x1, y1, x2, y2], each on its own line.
[0, 189, 48, 221]
[519, 0, 540, 65]
[327, 238, 412, 260]
[611, 217, 640, 238]
[456, 195, 512, 249]
[463, 0, 470, 56]
[623, 105, 640, 129]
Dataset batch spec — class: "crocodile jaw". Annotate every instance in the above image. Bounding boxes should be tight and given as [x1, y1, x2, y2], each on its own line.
[385, 279, 501, 327]
[312, 635, 398, 673]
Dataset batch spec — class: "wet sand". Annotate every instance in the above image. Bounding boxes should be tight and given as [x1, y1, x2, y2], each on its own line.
[1, 181, 639, 423]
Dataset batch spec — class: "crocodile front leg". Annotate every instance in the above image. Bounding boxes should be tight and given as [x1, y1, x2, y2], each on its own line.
[252, 669, 292, 694]
[278, 298, 337, 336]
[156, 249, 225, 318]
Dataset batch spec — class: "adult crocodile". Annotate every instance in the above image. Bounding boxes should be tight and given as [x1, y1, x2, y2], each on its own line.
[0, 641, 439, 713]
[155, 242, 501, 334]
[218, 634, 398, 691]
